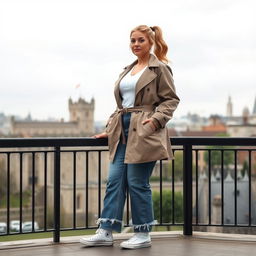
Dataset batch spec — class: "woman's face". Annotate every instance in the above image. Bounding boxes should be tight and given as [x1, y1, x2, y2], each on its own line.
[130, 30, 152, 58]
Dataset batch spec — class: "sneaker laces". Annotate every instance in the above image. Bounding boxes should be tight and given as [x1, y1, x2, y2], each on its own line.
[86, 229, 109, 241]
[96, 228, 112, 237]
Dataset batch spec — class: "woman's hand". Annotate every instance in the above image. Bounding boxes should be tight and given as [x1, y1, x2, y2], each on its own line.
[91, 132, 108, 138]
[141, 118, 157, 131]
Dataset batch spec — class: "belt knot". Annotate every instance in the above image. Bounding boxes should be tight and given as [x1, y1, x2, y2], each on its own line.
[118, 108, 129, 114]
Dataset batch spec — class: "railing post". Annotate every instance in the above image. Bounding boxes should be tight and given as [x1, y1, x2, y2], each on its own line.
[54, 146, 61, 242]
[183, 144, 193, 235]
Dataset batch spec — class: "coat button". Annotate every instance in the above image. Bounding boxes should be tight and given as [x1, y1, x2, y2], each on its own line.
[147, 88, 150, 91]
[133, 128, 136, 131]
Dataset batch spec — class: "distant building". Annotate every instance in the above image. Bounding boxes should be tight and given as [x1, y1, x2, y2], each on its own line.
[196, 169, 256, 234]
[10, 97, 95, 137]
[227, 124, 256, 137]
[202, 115, 227, 134]
[0, 113, 11, 135]
[169, 96, 256, 137]
[227, 102, 256, 137]
[0, 97, 109, 228]
[167, 113, 208, 132]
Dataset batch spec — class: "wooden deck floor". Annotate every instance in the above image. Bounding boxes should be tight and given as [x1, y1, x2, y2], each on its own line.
[1, 232, 256, 256]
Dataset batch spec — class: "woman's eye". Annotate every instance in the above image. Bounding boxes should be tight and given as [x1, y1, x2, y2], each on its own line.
[130, 38, 145, 43]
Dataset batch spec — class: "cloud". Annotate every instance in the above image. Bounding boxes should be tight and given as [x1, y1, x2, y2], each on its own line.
[0, 0, 255, 121]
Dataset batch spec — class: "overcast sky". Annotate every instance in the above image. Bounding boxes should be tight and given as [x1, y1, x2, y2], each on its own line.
[0, 0, 255, 122]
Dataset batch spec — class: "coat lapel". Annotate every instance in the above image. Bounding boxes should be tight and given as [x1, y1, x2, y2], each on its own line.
[135, 54, 160, 96]
[114, 54, 160, 108]
[134, 68, 157, 96]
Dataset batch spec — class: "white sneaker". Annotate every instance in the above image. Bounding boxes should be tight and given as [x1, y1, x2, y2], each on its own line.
[80, 228, 113, 247]
[120, 232, 151, 249]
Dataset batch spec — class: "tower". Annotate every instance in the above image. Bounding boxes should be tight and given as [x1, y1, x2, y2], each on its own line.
[69, 97, 95, 135]
[252, 96, 256, 116]
[226, 96, 233, 117]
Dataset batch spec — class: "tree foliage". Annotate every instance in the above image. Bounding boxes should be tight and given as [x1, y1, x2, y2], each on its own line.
[204, 146, 235, 168]
[152, 190, 183, 224]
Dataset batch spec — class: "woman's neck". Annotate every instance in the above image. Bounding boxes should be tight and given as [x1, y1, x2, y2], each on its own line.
[137, 53, 150, 66]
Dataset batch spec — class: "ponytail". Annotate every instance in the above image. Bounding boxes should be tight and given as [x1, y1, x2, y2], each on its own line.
[150, 26, 169, 64]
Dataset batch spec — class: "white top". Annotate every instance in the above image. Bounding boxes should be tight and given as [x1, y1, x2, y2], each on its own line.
[119, 65, 148, 108]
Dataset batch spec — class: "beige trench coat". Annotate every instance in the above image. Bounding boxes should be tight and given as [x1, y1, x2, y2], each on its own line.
[105, 54, 180, 163]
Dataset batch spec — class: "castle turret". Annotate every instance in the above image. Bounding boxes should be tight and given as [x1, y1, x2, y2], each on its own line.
[69, 97, 95, 135]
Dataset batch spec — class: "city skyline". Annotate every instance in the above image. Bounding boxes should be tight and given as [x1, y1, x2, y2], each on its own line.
[0, 0, 255, 121]
[1, 94, 256, 123]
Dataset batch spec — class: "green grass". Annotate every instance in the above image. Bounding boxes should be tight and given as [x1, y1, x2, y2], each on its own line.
[0, 229, 97, 242]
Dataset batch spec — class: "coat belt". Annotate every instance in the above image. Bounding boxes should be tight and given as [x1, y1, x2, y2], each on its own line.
[117, 105, 155, 144]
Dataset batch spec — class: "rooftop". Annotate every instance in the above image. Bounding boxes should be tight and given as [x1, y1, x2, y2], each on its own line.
[1, 232, 256, 256]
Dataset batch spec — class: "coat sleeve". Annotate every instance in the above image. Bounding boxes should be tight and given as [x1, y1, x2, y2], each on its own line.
[151, 64, 180, 128]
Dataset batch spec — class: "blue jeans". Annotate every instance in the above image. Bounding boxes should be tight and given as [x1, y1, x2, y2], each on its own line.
[98, 112, 156, 233]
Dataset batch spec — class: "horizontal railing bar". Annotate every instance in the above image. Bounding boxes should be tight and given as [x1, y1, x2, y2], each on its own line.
[172, 137, 256, 146]
[0, 138, 108, 148]
[192, 148, 256, 151]
[0, 149, 109, 154]
[0, 150, 55, 154]
[1, 137, 256, 148]
[61, 149, 109, 153]
[1, 147, 254, 154]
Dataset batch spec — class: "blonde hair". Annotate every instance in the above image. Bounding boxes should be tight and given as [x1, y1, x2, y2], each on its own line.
[130, 25, 169, 63]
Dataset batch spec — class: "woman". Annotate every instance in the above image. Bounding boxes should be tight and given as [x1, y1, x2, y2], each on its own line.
[80, 25, 180, 249]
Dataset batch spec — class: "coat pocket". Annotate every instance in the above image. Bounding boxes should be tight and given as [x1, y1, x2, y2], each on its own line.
[140, 122, 156, 138]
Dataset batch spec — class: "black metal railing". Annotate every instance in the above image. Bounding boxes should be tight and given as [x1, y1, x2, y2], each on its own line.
[177, 137, 256, 235]
[0, 137, 256, 242]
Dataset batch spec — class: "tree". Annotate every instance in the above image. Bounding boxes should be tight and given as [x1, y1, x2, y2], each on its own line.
[203, 133, 235, 169]
[161, 151, 183, 181]
[204, 146, 235, 168]
[152, 190, 183, 230]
